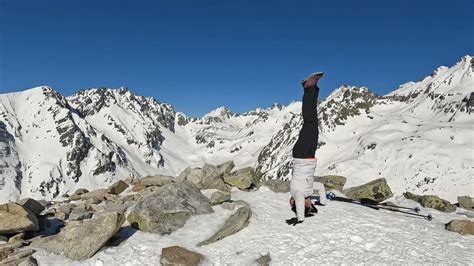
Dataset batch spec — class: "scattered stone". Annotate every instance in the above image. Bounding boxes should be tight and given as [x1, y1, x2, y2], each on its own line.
[131, 183, 146, 192]
[255, 253, 271, 266]
[177, 162, 234, 191]
[107, 180, 129, 195]
[403, 192, 456, 212]
[457, 196, 474, 210]
[140, 175, 173, 187]
[17, 198, 45, 216]
[0, 203, 39, 234]
[12, 255, 38, 266]
[263, 179, 289, 193]
[445, 219, 474, 235]
[343, 178, 393, 202]
[69, 188, 89, 201]
[69, 207, 92, 221]
[7, 233, 24, 244]
[197, 205, 251, 247]
[31, 212, 125, 261]
[314, 175, 347, 191]
[0, 249, 35, 265]
[223, 167, 261, 190]
[128, 181, 213, 234]
[160, 246, 204, 266]
[0, 242, 23, 260]
[88, 204, 106, 213]
[221, 202, 235, 211]
[54, 212, 68, 221]
[211, 191, 231, 205]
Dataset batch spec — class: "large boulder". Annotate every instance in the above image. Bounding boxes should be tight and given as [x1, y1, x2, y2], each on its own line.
[263, 179, 289, 193]
[0, 203, 39, 235]
[197, 205, 251, 247]
[457, 196, 474, 210]
[160, 246, 204, 266]
[314, 175, 347, 191]
[30, 212, 125, 261]
[107, 180, 129, 195]
[139, 175, 173, 187]
[445, 219, 474, 235]
[69, 188, 89, 201]
[210, 191, 231, 205]
[17, 198, 45, 216]
[127, 181, 213, 234]
[403, 192, 456, 212]
[177, 162, 233, 191]
[79, 189, 109, 201]
[343, 178, 393, 202]
[223, 167, 261, 190]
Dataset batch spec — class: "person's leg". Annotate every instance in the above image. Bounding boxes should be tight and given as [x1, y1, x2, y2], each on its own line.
[313, 181, 327, 205]
[292, 86, 319, 158]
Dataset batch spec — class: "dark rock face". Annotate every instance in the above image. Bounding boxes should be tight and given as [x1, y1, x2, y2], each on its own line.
[0, 121, 22, 195]
[403, 192, 456, 212]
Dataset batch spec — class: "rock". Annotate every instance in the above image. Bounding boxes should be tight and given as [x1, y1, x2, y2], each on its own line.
[177, 162, 234, 191]
[160, 246, 204, 266]
[177, 167, 205, 188]
[211, 191, 231, 205]
[221, 202, 235, 210]
[0, 236, 7, 242]
[314, 175, 347, 191]
[69, 207, 92, 221]
[79, 189, 108, 201]
[17, 198, 45, 216]
[255, 253, 271, 266]
[30, 212, 125, 261]
[445, 219, 474, 235]
[69, 188, 89, 201]
[0, 203, 39, 234]
[457, 211, 474, 218]
[131, 183, 146, 192]
[7, 233, 24, 244]
[140, 175, 173, 187]
[107, 180, 129, 195]
[56, 203, 76, 215]
[13, 255, 38, 266]
[0, 249, 35, 265]
[0, 242, 23, 261]
[127, 181, 213, 234]
[403, 192, 456, 212]
[457, 196, 474, 210]
[223, 167, 261, 190]
[54, 212, 68, 221]
[263, 179, 289, 193]
[197, 205, 251, 247]
[343, 178, 393, 202]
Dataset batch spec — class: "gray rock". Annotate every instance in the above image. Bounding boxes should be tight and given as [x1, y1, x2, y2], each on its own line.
[255, 253, 271, 266]
[263, 179, 289, 193]
[177, 162, 232, 192]
[314, 175, 347, 191]
[127, 181, 213, 234]
[221, 202, 235, 210]
[30, 212, 125, 261]
[7, 233, 25, 244]
[211, 191, 231, 205]
[17, 198, 45, 216]
[197, 205, 251, 246]
[107, 180, 129, 195]
[343, 178, 393, 202]
[403, 192, 456, 212]
[69, 188, 89, 201]
[457, 196, 474, 210]
[177, 167, 205, 188]
[54, 212, 68, 221]
[79, 189, 109, 201]
[139, 175, 173, 187]
[0, 249, 35, 265]
[12, 255, 38, 266]
[69, 207, 93, 221]
[223, 167, 261, 190]
[445, 219, 474, 235]
[160, 246, 204, 266]
[0, 203, 39, 234]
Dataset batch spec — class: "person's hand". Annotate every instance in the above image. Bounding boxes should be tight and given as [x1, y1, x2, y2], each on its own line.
[285, 217, 303, 226]
[305, 198, 312, 208]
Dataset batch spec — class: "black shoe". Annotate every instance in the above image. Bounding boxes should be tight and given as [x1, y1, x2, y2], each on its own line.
[286, 217, 304, 226]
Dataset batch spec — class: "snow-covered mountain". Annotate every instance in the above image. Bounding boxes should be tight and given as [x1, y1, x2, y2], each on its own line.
[1, 56, 472, 203]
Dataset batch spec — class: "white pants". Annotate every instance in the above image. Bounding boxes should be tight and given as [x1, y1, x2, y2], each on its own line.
[290, 158, 327, 221]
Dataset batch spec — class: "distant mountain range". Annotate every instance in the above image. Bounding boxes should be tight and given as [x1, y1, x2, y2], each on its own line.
[1, 56, 472, 203]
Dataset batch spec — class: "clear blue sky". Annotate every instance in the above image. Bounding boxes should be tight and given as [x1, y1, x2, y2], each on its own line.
[1, 0, 472, 117]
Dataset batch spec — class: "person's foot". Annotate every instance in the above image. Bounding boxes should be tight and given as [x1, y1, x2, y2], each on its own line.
[301, 72, 324, 88]
[285, 217, 304, 226]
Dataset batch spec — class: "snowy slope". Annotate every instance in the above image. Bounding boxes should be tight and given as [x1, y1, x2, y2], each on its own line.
[0, 56, 472, 203]
[32, 188, 474, 265]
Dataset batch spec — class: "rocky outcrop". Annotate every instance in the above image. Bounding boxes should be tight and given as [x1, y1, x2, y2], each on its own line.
[137, 175, 173, 187]
[0, 203, 39, 235]
[127, 181, 213, 234]
[197, 205, 251, 247]
[160, 246, 204, 266]
[403, 192, 456, 212]
[263, 179, 289, 193]
[457, 196, 474, 210]
[107, 180, 129, 195]
[17, 198, 45, 216]
[31, 212, 125, 261]
[223, 167, 261, 190]
[69, 188, 89, 201]
[0, 249, 37, 265]
[314, 175, 347, 191]
[343, 178, 393, 202]
[445, 219, 474, 235]
[177, 162, 233, 191]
